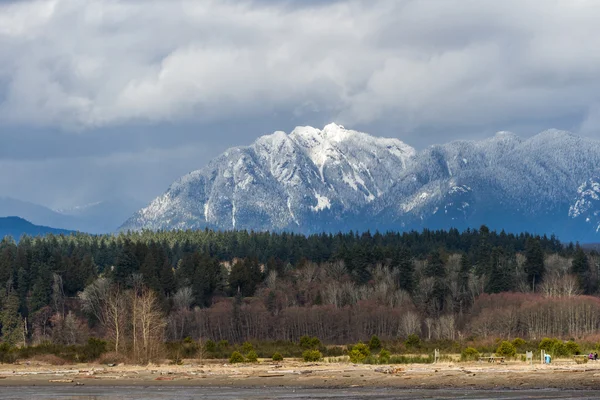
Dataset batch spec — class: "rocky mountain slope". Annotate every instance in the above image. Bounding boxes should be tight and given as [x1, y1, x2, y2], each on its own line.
[121, 124, 600, 242]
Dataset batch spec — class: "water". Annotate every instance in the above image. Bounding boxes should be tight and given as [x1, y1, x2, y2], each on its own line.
[0, 387, 596, 400]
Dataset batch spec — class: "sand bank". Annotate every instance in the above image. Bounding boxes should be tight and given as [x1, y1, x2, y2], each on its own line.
[0, 359, 599, 390]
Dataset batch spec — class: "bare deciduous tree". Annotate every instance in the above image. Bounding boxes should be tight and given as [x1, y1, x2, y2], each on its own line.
[132, 288, 166, 363]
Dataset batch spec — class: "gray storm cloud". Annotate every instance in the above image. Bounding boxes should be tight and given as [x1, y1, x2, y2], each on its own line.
[1, 0, 599, 132]
[1, 0, 600, 209]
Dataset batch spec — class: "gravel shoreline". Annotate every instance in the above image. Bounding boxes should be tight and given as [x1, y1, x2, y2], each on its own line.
[1, 360, 599, 390]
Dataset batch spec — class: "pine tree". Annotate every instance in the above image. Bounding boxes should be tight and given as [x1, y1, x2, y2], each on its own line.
[113, 242, 139, 285]
[425, 250, 446, 278]
[525, 238, 545, 291]
[30, 263, 53, 313]
[394, 247, 414, 293]
[0, 239, 16, 284]
[159, 260, 176, 296]
[486, 247, 513, 293]
[1, 291, 23, 345]
[571, 246, 590, 294]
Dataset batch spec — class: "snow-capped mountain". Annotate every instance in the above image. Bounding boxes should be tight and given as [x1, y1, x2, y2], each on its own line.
[121, 124, 600, 242]
[122, 123, 414, 232]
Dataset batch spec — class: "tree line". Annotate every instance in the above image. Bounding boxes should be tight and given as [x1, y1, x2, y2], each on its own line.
[0, 226, 597, 359]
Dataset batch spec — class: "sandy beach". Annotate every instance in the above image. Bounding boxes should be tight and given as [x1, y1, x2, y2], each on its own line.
[1, 358, 599, 391]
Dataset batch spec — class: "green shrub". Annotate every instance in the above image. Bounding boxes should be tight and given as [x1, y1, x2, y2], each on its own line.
[272, 352, 283, 361]
[348, 343, 371, 363]
[218, 340, 229, 349]
[511, 338, 526, 349]
[551, 342, 569, 357]
[362, 355, 378, 364]
[242, 342, 254, 353]
[496, 341, 516, 357]
[204, 340, 217, 353]
[565, 341, 581, 355]
[388, 355, 433, 364]
[246, 350, 258, 363]
[368, 335, 382, 351]
[82, 337, 107, 361]
[302, 349, 322, 362]
[229, 351, 245, 363]
[299, 336, 321, 349]
[0, 343, 16, 364]
[404, 334, 421, 349]
[539, 337, 558, 352]
[348, 349, 366, 364]
[378, 349, 391, 364]
[461, 347, 479, 361]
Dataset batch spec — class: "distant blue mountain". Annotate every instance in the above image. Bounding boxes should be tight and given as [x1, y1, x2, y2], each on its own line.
[0, 197, 142, 234]
[0, 216, 75, 240]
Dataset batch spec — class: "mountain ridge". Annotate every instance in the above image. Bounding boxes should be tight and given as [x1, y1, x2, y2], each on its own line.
[0, 216, 75, 241]
[0, 197, 143, 234]
[121, 124, 600, 242]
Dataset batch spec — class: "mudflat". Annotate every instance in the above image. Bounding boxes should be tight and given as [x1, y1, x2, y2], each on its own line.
[0, 359, 599, 390]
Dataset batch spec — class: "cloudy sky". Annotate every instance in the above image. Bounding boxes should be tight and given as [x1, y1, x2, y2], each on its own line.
[2, 0, 600, 210]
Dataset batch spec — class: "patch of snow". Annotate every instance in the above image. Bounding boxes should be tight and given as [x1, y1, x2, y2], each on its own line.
[231, 200, 236, 228]
[449, 185, 471, 195]
[401, 192, 430, 213]
[287, 197, 299, 225]
[311, 192, 331, 212]
[342, 172, 358, 191]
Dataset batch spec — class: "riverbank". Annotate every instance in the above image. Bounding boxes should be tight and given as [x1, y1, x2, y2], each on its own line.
[1, 359, 600, 390]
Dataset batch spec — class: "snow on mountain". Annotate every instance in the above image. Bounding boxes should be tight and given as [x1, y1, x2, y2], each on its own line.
[122, 123, 414, 233]
[121, 124, 600, 242]
[569, 176, 600, 234]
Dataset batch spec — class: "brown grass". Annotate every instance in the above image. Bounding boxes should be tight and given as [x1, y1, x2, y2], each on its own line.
[28, 354, 68, 365]
[97, 352, 129, 365]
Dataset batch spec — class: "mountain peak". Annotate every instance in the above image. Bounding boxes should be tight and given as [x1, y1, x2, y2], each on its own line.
[322, 122, 353, 141]
[121, 126, 600, 242]
[289, 123, 354, 144]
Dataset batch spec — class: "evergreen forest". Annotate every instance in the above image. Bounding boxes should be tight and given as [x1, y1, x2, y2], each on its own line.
[0, 227, 598, 362]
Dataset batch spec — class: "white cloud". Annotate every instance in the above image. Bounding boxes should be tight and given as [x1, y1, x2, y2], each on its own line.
[1, 0, 600, 135]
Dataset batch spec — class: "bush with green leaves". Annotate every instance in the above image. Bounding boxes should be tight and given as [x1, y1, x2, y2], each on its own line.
[496, 341, 516, 357]
[551, 341, 569, 357]
[0, 343, 16, 364]
[302, 349, 322, 362]
[242, 342, 254, 353]
[204, 340, 217, 353]
[368, 335, 382, 351]
[272, 352, 283, 361]
[299, 336, 321, 349]
[539, 338, 558, 352]
[378, 349, 391, 364]
[246, 350, 258, 363]
[229, 351, 245, 363]
[349, 343, 371, 363]
[404, 334, 421, 349]
[565, 341, 581, 355]
[511, 338, 526, 349]
[461, 347, 480, 361]
[218, 340, 229, 349]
